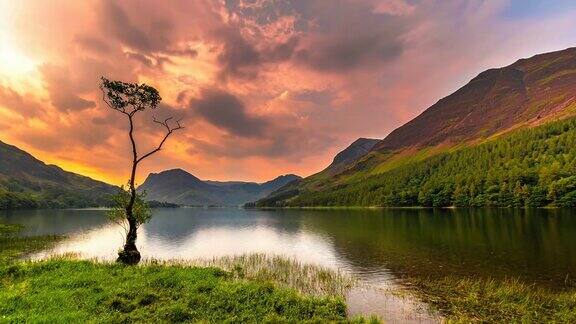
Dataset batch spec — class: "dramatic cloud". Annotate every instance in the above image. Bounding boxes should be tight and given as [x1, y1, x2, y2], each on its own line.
[1, 0, 576, 183]
[0, 86, 45, 118]
[40, 64, 96, 112]
[215, 28, 299, 79]
[189, 89, 268, 137]
[293, 0, 406, 72]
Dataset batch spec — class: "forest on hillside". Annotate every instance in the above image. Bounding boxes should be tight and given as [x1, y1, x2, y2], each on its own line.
[258, 117, 576, 208]
[0, 179, 113, 210]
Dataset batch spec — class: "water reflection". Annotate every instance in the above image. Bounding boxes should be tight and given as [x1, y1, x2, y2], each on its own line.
[0, 209, 110, 236]
[2, 208, 575, 288]
[298, 208, 576, 287]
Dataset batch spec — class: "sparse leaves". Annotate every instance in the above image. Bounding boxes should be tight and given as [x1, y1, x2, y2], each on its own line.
[100, 77, 161, 115]
[107, 187, 151, 229]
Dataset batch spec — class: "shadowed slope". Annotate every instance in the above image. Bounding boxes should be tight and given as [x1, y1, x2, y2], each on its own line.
[0, 141, 117, 209]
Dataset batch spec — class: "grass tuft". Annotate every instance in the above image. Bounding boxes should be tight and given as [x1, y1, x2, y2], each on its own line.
[0, 223, 23, 235]
[0, 223, 62, 263]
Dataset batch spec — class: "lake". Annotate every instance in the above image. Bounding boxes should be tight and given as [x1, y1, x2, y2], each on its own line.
[2, 207, 575, 289]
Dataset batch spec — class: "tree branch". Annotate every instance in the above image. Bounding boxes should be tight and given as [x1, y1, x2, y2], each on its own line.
[136, 116, 184, 163]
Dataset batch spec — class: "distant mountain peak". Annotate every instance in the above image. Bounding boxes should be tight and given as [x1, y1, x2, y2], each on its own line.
[151, 168, 194, 177]
[323, 138, 380, 174]
[140, 168, 207, 191]
[263, 174, 301, 184]
[260, 174, 302, 191]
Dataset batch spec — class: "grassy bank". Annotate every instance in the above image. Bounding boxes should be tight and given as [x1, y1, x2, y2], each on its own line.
[0, 224, 371, 323]
[0, 259, 354, 322]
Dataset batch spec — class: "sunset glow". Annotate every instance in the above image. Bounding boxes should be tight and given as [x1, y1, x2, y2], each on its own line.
[1, 0, 576, 184]
[0, 45, 35, 77]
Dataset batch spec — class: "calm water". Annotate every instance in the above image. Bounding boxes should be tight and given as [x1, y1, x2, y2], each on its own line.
[1, 208, 575, 288]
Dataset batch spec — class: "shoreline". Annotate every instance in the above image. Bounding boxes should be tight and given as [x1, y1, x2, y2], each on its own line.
[0, 227, 372, 322]
[3, 221, 576, 322]
[244, 205, 566, 210]
[1, 205, 570, 212]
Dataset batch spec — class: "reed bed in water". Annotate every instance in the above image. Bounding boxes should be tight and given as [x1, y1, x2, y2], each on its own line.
[146, 253, 357, 297]
[406, 275, 576, 322]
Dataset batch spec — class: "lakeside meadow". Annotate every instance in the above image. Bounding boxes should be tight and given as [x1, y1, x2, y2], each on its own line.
[3, 2, 576, 322]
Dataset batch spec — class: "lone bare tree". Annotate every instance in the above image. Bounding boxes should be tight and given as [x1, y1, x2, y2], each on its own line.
[100, 77, 183, 265]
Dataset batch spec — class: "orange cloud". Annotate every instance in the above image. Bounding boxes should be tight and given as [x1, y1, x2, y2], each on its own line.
[1, 0, 576, 185]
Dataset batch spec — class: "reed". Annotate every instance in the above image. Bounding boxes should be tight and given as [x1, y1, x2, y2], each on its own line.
[407, 276, 576, 322]
[147, 253, 357, 297]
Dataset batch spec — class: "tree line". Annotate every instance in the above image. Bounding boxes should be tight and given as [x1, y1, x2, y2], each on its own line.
[265, 117, 576, 208]
[0, 179, 113, 210]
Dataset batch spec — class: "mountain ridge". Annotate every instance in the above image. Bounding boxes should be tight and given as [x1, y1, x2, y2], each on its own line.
[139, 168, 301, 206]
[0, 140, 118, 209]
[373, 47, 576, 151]
[254, 47, 576, 207]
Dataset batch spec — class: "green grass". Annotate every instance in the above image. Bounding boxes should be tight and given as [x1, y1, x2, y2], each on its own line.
[0, 259, 356, 323]
[406, 276, 576, 323]
[0, 223, 22, 235]
[0, 235, 62, 264]
[0, 223, 371, 323]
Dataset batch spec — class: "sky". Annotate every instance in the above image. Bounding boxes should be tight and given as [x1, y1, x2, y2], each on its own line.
[1, 0, 576, 185]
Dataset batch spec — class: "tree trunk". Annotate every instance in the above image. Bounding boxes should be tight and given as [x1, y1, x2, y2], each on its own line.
[117, 208, 141, 265]
[117, 116, 141, 265]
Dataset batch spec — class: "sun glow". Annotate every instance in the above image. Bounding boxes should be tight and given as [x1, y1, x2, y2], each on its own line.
[0, 40, 36, 77]
[0, 1, 37, 79]
[46, 157, 120, 186]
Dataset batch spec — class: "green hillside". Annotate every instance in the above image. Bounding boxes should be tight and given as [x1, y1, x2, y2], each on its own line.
[0, 141, 117, 209]
[255, 47, 576, 208]
[256, 116, 576, 207]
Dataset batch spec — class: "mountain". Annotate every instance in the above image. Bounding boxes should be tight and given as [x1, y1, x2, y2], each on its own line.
[138, 169, 301, 206]
[0, 140, 117, 209]
[259, 174, 305, 192]
[324, 138, 379, 175]
[374, 47, 576, 151]
[255, 47, 576, 208]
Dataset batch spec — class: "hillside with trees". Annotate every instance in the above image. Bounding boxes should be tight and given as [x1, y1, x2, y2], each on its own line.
[255, 47, 576, 207]
[256, 117, 576, 207]
[0, 141, 117, 209]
